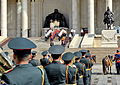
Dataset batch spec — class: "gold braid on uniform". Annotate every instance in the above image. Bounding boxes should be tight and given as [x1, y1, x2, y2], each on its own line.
[66, 66, 69, 84]
[0, 80, 6, 84]
[37, 65, 44, 85]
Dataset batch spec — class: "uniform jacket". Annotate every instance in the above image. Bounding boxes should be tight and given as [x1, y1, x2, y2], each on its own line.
[1, 64, 50, 85]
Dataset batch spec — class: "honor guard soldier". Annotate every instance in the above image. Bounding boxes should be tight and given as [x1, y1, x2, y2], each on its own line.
[85, 53, 93, 85]
[62, 52, 77, 85]
[29, 51, 40, 66]
[44, 45, 66, 85]
[1, 37, 50, 85]
[80, 50, 91, 85]
[40, 51, 51, 67]
[74, 51, 85, 85]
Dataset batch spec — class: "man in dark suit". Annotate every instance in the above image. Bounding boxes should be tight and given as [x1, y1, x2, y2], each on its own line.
[0, 37, 50, 85]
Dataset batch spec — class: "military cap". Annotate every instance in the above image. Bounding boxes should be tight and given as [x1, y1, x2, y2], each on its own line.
[86, 52, 91, 57]
[62, 52, 74, 61]
[8, 37, 37, 50]
[48, 45, 65, 54]
[32, 51, 37, 55]
[41, 51, 48, 56]
[79, 50, 87, 53]
[74, 51, 82, 58]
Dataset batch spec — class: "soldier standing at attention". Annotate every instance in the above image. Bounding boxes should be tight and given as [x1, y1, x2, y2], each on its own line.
[44, 45, 66, 85]
[29, 51, 40, 66]
[0, 37, 50, 85]
[85, 53, 93, 85]
[74, 51, 86, 85]
[80, 50, 91, 85]
[40, 51, 51, 67]
[62, 52, 77, 85]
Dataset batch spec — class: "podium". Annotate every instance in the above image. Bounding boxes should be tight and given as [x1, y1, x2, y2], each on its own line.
[101, 30, 118, 48]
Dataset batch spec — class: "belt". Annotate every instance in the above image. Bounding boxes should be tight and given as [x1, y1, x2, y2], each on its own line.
[86, 68, 92, 71]
[66, 84, 77, 85]
[79, 75, 83, 78]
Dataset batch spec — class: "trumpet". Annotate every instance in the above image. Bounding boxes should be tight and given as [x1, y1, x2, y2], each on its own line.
[0, 48, 13, 73]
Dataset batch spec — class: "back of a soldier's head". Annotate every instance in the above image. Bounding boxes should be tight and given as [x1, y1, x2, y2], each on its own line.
[13, 49, 31, 61]
[8, 37, 37, 62]
[48, 45, 65, 60]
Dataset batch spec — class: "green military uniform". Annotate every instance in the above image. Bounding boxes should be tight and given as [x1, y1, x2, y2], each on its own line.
[29, 51, 40, 66]
[45, 61, 66, 85]
[40, 51, 51, 67]
[1, 37, 50, 85]
[1, 64, 49, 85]
[45, 45, 66, 85]
[62, 52, 77, 84]
[85, 53, 93, 85]
[74, 51, 86, 85]
[29, 59, 40, 66]
[80, 50, 92, 85]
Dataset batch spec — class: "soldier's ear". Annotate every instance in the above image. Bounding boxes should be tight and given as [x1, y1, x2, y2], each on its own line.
[28, 54, 32, 60]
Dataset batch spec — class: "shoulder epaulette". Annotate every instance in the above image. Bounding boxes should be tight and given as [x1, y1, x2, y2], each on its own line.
[37, 65, 44, 69]
[37, 65, 44, 85]
[72, 64, 77, 68]
[4, 67, 14, 73]
[0, 80, 8, 85]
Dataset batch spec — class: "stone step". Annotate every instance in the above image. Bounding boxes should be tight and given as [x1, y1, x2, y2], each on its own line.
[81, 34, 94, 48]
[69, 34, 82, 48]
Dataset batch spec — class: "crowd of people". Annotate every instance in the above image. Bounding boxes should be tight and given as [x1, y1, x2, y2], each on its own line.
[0, 37, 94, 85]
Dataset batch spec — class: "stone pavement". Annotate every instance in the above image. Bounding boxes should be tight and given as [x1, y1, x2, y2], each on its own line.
[91, 63, 120, 85]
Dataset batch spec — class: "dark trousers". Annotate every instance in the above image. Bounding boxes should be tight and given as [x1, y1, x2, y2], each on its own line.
[116, 63, 120, 74]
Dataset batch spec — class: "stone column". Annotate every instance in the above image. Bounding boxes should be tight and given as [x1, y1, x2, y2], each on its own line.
[88, 0, 94, 34]
[16, 0, 22, 37]
[31, 0, 36, 37]
[106, 0, 112, 11]
[1, 0, 7, 37]
[21, 0, 28, 37]
[72, 0, 80, 34]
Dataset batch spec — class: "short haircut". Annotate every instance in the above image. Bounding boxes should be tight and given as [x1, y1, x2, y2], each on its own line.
[75, 58, 80, 60]
[81, 52, 86, 56]
[51, 54, 61, 60]
[64, 60, 71, 65]
[13, 49, 31, 61]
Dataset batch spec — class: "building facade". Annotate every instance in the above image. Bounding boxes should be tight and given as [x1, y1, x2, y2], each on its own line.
[0, 0, 120, 37]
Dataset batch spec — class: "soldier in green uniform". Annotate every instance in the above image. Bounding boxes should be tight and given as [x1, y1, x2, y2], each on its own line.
[29, 51, 40, 66]
[62, 52, 77, 85]
[85, 53, 93, 85]
[44, 45, 66, 85]
[79, 50, 91, 85]
[40, 51, 51, 67]
[74, 51, 86, 85]
[0, 37, 50, 85]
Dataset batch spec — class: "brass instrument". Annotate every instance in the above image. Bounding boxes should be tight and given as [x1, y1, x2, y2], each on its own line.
[0, 48, 13, 73]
